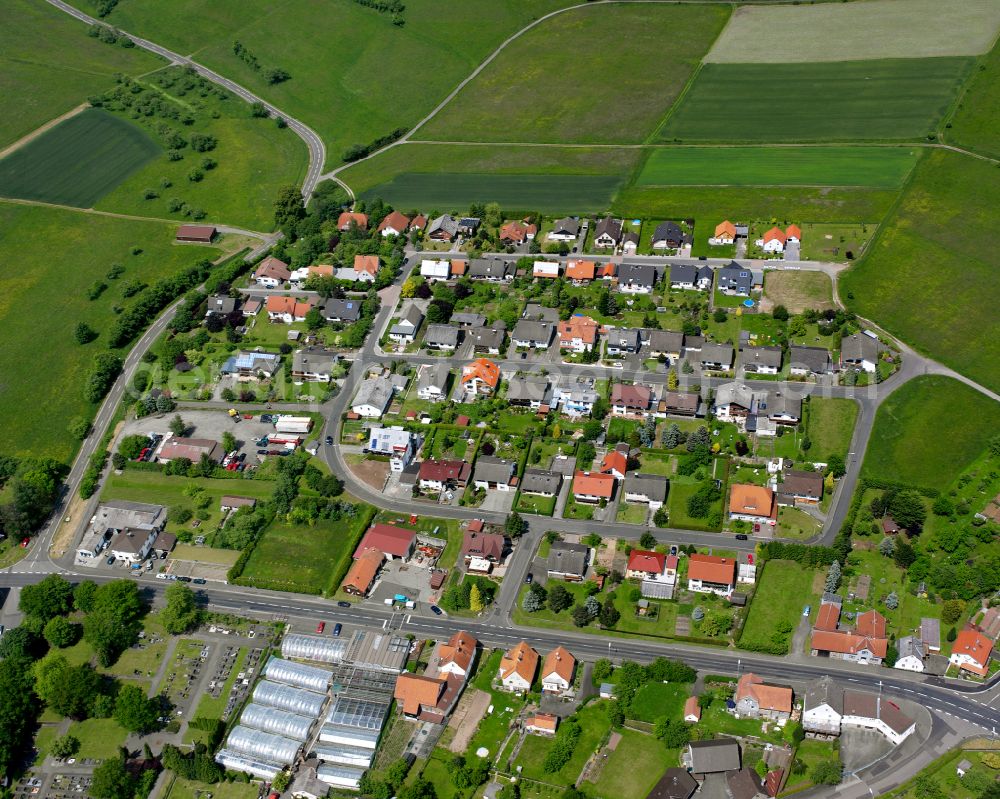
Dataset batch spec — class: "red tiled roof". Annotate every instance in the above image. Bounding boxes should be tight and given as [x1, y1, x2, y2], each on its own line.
[451, 259, 467, 276]
[684, 695, 701, 721]
[353, 523, 415, 559]
[736, 673, 793, 713]
[810, 630, 888, 658]
[763, 226, 786, 244]
[500, 641, 539, 683]
[438, 631, 477, 674]
[715, 220, 736, 239]
[729, 484, 776, 519]
[542, 646, 575, 682]
[461, 531, 504, 561]
[611, 383, 652, 408]
[601, 450, 627, 476]
[572, 471, 615, 498]
[558, 315, 598, 345]
[338, 211, 368, 230]
[565, 260, 596, 281]
[342, 549, 383, 595]
[266, 295, 312, 317]
[856, 609, 887, 639]
[786, 224, 802, 240]
[255, 256, 290, 281]
[814, 602, 841, 631]
[952, 627, 992, 673]
[394, 673, 445, 715]
[461, 358, 500, 388]
[354, 254, 380, 276]
[418, 459, 471, 483]
[687, 554, 736, 586]
[378, 210, 411, 233]
[627, 550, 666, 575]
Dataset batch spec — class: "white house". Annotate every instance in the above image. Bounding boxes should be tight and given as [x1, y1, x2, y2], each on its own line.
[352, 377, 395, 418]
[949, 627, 992, 677]
[498, 642, 538, 693]
[802, 676, 842, 737]
[416, 363, 450, 402]
[532, 261, 560, 280]
[388, 305, 424, 344]
[894, 636, 925, 673]
[420, 259, 451, 282]
[108, 528, 159, 563]
[540, 647, 575, 696]
[842, 692, 915, 745]
[366, 426, 418, 471]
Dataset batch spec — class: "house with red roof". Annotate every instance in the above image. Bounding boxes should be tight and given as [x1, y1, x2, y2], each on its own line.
[572, 471, 615, 503]
[337, 211, 368, 231]
[712, 220, 737, 245]
[353, 523, 416, 561]
[253, 256, 291, 288]
[378, 210, 411, 237]
[625, 550, 666, 580]
[687, 554, 736, 596]
[338, 254, 379, 283]
[265, 295, 313, 324]
[610, 383, 653, 417]
[810, 608, 888, 666]
[418, 459, 471, 491]
[600, 448, 628, 480]
[762, 227, 787, 253]
[949, 626, 993, 677]
[558, 315, 599, 353]
[500, 220, 537, 246]
[460, 358, 500, 397]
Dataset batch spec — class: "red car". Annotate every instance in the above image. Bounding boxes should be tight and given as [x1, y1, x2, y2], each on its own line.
[316, 622, 325, 634]
[136, 447, 150, 462]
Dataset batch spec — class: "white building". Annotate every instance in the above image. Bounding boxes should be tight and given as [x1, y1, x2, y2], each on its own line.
[842, 692, 915, 745]
[352, 377, 395, 418]
[894, 636, 925, 673]
[366, 426, 418, 471]
[420, 259, 451, 282]
[801, 676, 842, 737]
[532, 261, 560, 280]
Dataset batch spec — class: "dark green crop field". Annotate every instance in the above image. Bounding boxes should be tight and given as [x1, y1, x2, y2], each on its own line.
[0, 108, 160, 207]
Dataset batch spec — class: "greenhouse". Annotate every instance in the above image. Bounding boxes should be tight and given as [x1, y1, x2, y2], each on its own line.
[317, 764, 366, 790]
[225, 725, 302, 765]
[253, 680, 326, 717]
[281, 634, 349, 664]
[318, 725, 381, 749]
[239, 703, 315, 741]
[214, 750, 283, 781]
[326, 695, 390, 730]
[312, 744, 374, 769]
[265, 656, 334, 692]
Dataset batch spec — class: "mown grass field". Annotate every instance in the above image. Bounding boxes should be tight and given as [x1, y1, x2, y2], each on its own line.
[0, 202, 221, 461]
[659, 59, 973, 142]
[0, 0, 163, 149]
[805, 398, 858, 462]
[861, 376, 1000, 492]
[763, 271, 834, 313]
[841, 150, 1000, 392]
[947, 38, 1000, 159]
[634, 146, 919, 188]
[706, 0, 1000, 64]
[589, 729, 678, 799]
[417, 4, 728, 144]
[80, 0, 575, 168]
[0, 109, 160, 207]
[740, 560, 818, 654]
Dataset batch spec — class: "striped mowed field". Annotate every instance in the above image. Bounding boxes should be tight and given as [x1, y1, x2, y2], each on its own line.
[0, 108, 160, 207]
[634, 146, 920, 188]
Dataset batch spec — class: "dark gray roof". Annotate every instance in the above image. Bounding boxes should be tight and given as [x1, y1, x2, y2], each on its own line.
[727, 768, 766, 799]
[469, 326, 505, 350]
[841, 333, 881, 363]
[646, 768, 697, 799]
[607, 328, 642, 350]
[522, 303, 559, 323]
[473, 456, 515, 486]
[717, 262, 753, 293]
[520, 469, 562, 494]
[804, 675, 842, 715]
[548, 541, 588, 576]
[417, 363, 450, 393]
[469, 258, 515, 280]
[424, 324, 461, 347]
[323, 298, 362, 322]
[207, 295, 237, 315]
[594, 216, 622, 243]
[624, 472, 668, 502]
[394, 304, 424, 331]
[618, 262, 657, 288]
[789, 345, 830, 373]
[741, 346, 783, 369]
[511, 319, 555, 345]
[700, 342, 734, 366]
[647, 329, 684, 353]
[687, 739, 741, 774]
[428, 215, 458, 238]
[551, 217, 579, 236]
[763, 391, 801, 419]
[507, 376, 550, 403]
[451, 312, 487, 327]
[670, 263, 699, 284]
[292, 348, 339, 375]
[652, 221, 684, 245]
[897, 635, 924, 661]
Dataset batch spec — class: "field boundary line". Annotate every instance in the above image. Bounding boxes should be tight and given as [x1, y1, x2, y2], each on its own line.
[0, 103, 89, 160]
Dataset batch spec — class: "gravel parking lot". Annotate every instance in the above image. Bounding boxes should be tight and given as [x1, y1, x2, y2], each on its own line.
[119, 410, 289, 463]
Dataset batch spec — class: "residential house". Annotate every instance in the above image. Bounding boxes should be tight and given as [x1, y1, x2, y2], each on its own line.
[438, 631, 478, 679]
[712, 220, 737, 245]
[687, 554, 736, 595]
[418, 459, 471, 491]
[788, 346, 832, 376]
[920, 618, 941, 653]
[606, 328, 642, 356]
[108, 526, 159, 563]
[894, 636, 926, 672]
[469, 324, 506, 355]
[699, 342, 734, 370]
[354, 523, 416, 561]
[802, 675, 842, 736]
[460, 358, 500, 397]
[741, 346, 782, 374]
[552, 379, 598, 417]
[468, 257, 516, 282]
[611, 383, 653, 416]
[461, 531, 504, 564]
[420, 259, 452, 282]
[266, 295, 312, 323]
[593, 216, 623, 248]
[777, 470, 824, 505]
[511, 319, 555, 349]
[416, 363, 451, 401]
[289, 264, 334, 287]
[617, 262, 657, 294]
[498, 641, 539, 693]
[323, 298, 362, 324]
[648, 769, 697, 799]
[661, 391, 700, 416]
[352, 377, 395, 418]
[600, 447, 628, 480]
[651, 221, 684, 249]
[669, 263, 713, 291]
[622, 231, 639, 254]
[291, 348, 339, 383]
[786, 224, 802, 243]
[565, 259, 596, 283]
[686, 740, 741, 778]
[713, 382, 758, 423]
[394, 673, 446, 721]
[342, 549, 384, 596]
[519, 468, 561, 498]
[427, 215, 458, 241]
[949, 627, 993, 677]
[219, 496, 256, 513]
[507, 376, 551, 409]
[810, 609, 888, 666]
[532, 260, 560, 280]
[626, 550, 676, 590]
[388, 305, 424, 344]
[500, 220, 537, 246]
[540, 647, 576, 696]
[717, 263, 753, 295]
[558, 315, 599, 353]
[457, 218, 480, 236]
[727, 769, 768, 799]
[572, 471, 615, 504]
[762, 392, 802, 426]
[336, 254, 379, 283]
[761, 227, 786, 253]
[547, 217, 580, 241]
[220, 351, 281, 380]
[623, 473, 668, 509]
[157, 437, 222, 464]
[366, 426, 419, 471]
[473, 457, 516, 491]
[205, 294, 238, 317]
[378, 210, 410, 237]
[446, 312, 482, 328]
[547, 541, 589, 581]
[410, 214, 427, 232]
[253, 256, 290, 288]
[841, 333, 881, 373]
[525, 714, 558, 735]
[423, 324, 461, 352]
[647, 330, 684, 360]
[337, 211, 368, 231]
[734, 673, 793, 723]
[842, 691, 916, 745]
[522, 303, 559, 323]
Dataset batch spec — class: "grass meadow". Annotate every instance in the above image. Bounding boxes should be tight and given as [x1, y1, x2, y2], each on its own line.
[0, 109, 160, 207]
[762, 271, 834, 313]
[80, 0, 575, 168]
[634, 146, 919, 188]
[417, 3, 729, 144]
[740, 559, 819, 654]
[841, 150, 1000, 392]
[706, 0, 1000, 64]
[589, 729, 678, 799]
[861, 376, 1000, 492]
[0, 202, 221, 461]
[947, 38, 1000, 159]
[0, 0, 163, 149]
[805, 398, 859, 462]
[659, 59, 973, 142]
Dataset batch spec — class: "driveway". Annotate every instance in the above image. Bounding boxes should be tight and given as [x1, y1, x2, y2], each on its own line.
[480, 490, 515, 513]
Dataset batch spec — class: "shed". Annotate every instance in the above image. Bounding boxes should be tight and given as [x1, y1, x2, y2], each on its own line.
[176, 224, 217, 243]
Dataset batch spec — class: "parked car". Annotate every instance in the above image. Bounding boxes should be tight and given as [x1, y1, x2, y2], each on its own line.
[325, 436, 334, 446]
[803, 605, 811, 617]
[337, 601, 351, 608]
[192, 578, 206, 585]
[669, 545, 678, 556]
[430, 605, 443, 616]
[735, 533, 748, 540]
[332, 623, 342, 637]
[316, 621, 325, 634]
[136, 448, 150, 462]
[175, 576, 191, 583]
[106, 556, 115, 565]
[524, 573, 533, 584]
[155, 573, 168, 580]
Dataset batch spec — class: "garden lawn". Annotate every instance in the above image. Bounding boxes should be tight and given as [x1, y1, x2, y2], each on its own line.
[0, 109, 160, 207]
[166, 778, 259, 799]
[617, 502, 649, 525]
[627, 682, 689, 723]
[776, 507, 822, 541]
[860, 376, 1000, 492]
[418, 4, 728, 144]
[0, 202, 222, 462]
[515, 493, 556, 516]
[740, 560, 819, 653]
[659, 59, 973, 142]
[667, 481, 722, 532]
[0, 0, 163, 149]
[784, 739, 841, 791]
[515, 702, 611, 786]
[589, 730, 677, 799]
[841, 150, 1000, 392]
[799, 223, 875, 262]
[66, 717, 128, 759]
[635, 146, 918, 189]
[763, 271, 834, 313]
[806, 398, 858, 461]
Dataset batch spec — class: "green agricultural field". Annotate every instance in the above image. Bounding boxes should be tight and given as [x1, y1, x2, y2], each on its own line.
[706, 0, 1000, 64]
[861, 376, 1000, 493]
[659, 59, 973, 142]
[805, 399, 858, 462]
[634, 147, 919, 189]
[841, 150, 1000, 391]
[0, 109, 160, 207]
[740, 560, 819, 654]
[0, 202, 223, 462]
[77, 0, 575, 168]
[94, 67, 307, 230]
[947, 38, 1000, 160]
[417, 4, 728, 144]
[0, 0, 163, 149]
